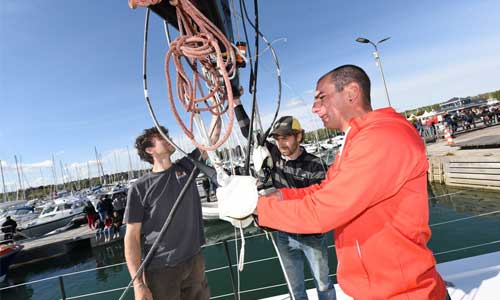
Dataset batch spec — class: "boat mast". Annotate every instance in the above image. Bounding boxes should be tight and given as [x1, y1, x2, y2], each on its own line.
[0, 159, 7, 202]
[127, 146, 133, 181]
[39, 168, 46, 198]
[94, 146, 105, 185]
[14, 155, 24, 200]
[51, 154, 57, 199]
[113, 151, 119, 184]
[59, 160, 67, 191]
[87, 161, 91, 188]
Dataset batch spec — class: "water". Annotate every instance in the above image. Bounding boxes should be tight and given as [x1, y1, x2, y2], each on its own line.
[1, 184, 499, 300]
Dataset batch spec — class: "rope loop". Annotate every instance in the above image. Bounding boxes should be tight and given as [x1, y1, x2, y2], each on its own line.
[165, 0, 236, 151]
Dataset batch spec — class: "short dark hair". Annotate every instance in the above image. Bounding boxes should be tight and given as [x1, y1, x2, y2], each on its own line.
[135, 126, 169, 165]
[318, 65, 371, 106]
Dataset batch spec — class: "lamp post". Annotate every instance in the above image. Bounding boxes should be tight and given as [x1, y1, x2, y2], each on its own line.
[356, 37, 392, 107]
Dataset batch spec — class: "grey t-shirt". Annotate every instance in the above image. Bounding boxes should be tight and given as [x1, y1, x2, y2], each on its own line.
[124, 150, 205, 269]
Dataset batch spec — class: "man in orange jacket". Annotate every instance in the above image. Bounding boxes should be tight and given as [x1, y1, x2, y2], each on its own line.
[257, 65, 449, 300]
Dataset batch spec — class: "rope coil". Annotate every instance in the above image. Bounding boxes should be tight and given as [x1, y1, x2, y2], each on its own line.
[165, 0, 236, 151]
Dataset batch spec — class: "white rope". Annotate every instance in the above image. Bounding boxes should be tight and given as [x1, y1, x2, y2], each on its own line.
[233, 226, 241, 300]
[62, 286, 126, 300]
[237, 223, 246, 272]
[428, 190, 465, 200]
[0, 261, 126, 291]
[430, 210, 500, 227]
[267, 231, 296, 300]
[434, 240, 500, 256]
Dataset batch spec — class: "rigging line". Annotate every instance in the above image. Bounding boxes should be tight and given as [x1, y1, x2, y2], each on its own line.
[0, 260, 120, 291]
[62, 286, 127, 300]
[253, 37, 287, 58]
[238, 0, 254, 93]
[268, 231, 296, 300]
[229, 0, 241, 42]
[434, 239, 500, 256]
[428, 190, 465, 200]
[242, 0, 260, 175]
[239, 0, 282, 144]
[430, 210, 500, 227]
[163, 20, 172, 46]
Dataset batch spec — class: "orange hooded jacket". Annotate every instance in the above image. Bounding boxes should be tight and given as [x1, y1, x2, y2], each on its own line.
[257, 108, 447, 300]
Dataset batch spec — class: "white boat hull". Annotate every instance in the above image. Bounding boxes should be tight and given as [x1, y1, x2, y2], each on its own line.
[262, 251, 500, 300]
[18, 214, 81, 238]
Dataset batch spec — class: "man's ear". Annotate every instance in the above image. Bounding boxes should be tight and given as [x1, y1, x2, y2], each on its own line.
[145, 146, 154, 155]
[344, 82, 361, 103]
[297, 130, 304, 143]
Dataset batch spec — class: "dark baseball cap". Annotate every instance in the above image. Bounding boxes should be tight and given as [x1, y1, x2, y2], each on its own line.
[270, 116, 303, 136]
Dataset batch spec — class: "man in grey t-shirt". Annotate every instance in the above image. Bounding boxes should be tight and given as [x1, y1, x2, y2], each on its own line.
[124, 121, 219, 300]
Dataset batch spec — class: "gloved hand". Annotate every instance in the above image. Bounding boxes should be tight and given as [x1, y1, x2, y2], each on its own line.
[217, 175, 258, 220]
[252, 145, 272, 173]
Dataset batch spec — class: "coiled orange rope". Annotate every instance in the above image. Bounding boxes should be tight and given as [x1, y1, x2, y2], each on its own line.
[165, 0, 236, 151]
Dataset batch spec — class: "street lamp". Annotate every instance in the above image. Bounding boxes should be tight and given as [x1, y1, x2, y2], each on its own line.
[356, 37, 392, 107]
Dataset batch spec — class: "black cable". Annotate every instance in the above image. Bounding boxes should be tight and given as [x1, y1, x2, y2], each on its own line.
[238, 0, 254, 94]
[243, 0, 260, 175]
[240, 0, 282, 145]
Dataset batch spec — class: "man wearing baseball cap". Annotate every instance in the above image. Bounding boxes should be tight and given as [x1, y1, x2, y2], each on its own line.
[234, 98, 336, 300]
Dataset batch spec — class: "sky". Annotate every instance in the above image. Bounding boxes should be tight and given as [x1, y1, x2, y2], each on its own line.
[1, 0, 500, 192]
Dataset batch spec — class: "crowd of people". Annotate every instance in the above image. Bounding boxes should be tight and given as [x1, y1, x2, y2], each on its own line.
[83, 192, 125, 243]
[412, 105, 500, 138]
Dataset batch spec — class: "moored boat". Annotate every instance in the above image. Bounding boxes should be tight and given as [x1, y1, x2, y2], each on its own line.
[0, 243, 23, 282]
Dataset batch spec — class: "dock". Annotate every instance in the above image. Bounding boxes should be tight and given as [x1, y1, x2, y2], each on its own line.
[427, 125, 500, 190]
[11, 225, 125, 267]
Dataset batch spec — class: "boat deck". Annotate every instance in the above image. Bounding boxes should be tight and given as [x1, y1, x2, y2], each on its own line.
[262, 251, 500, 300]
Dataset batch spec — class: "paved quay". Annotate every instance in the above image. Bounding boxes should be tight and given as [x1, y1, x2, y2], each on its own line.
[426, 125, 500, 190]
[426, 125, 500, 157]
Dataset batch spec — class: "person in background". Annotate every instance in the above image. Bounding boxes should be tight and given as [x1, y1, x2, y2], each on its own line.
[103, 216, 113, 242]
[1, 216, 17, 243]
[96, 196, 108, 222]
[256, 65, 449, 300]
[83, 201, 97, 229]
[94, 218, 104, 241]
[112, 210, 123, 239]
[112, 192, 126, 218]
[234, 96, 336, 300]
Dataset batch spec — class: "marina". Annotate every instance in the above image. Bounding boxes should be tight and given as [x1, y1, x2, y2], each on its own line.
[1, 1, 500, 299]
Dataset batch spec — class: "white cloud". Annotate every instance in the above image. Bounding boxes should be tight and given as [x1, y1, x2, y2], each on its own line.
[21, 160, 53, 171]
[286, 97, 305, 107]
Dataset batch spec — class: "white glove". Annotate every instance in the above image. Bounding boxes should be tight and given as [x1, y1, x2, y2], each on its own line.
[216, 175, 258, 220]
[252, 145, 272, 173]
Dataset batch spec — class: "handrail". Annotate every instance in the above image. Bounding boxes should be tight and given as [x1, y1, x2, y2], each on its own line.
[46, 238, 500, 300]
[1, 207, 499, 294]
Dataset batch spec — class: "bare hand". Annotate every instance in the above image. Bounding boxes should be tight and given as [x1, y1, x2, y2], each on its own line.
[134, 284, 153, 300]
